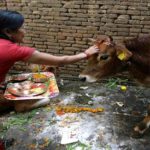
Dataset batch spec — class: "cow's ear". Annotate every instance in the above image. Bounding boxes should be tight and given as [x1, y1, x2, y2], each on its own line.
[101, 36, 113, 45]
[88, 38, 97, 43]
[89, 35, 113, 44]
[107, 36, 113, 42]
[115, 44, 132, 61]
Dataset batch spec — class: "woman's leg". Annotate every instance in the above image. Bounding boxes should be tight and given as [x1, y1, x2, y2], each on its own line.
[0, 92, 14, 114]
[14, 98, 50, 112]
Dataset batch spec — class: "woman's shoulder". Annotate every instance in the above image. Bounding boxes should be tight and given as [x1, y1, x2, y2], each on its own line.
[0, 39, 19, 51]
[0, 38, 21, 48]
[0, 38, 35, 52]
[0, 38, 12, 43]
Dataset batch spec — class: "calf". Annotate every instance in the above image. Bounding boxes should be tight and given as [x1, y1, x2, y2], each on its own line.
[79, 35, 150, 137]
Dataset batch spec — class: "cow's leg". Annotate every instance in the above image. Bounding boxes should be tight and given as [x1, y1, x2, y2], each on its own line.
[132, 104, 150, 138]
[14, 98, 50, 112]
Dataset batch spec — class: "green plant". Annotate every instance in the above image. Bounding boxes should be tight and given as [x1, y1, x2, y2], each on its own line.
[105, 77, 128, 89]
[1, 109, 37, 134]
[66, 142, 91, 150]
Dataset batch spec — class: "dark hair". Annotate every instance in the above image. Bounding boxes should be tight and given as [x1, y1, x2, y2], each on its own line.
[0, 10, 24, 30]
[0, 10, 24, 40]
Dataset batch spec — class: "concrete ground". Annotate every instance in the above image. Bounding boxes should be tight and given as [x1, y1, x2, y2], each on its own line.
[0, 78, 150, 150]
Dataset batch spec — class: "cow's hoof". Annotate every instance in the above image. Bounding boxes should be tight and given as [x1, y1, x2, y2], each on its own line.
[131, 130, 144, 138]
[131, 123, 147, 138]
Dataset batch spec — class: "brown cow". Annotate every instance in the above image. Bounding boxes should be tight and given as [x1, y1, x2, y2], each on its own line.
[79, 35, 150, 138]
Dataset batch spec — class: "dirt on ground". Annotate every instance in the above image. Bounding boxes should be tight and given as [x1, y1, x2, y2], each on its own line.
[0, 78, 150, 150]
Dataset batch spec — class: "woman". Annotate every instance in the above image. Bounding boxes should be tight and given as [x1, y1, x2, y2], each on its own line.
[0, 10, 98, 112]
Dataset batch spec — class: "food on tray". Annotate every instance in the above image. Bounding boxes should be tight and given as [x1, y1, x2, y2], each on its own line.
[7, 81, 47, 97]
[32, 73, 48, 83]
[8, 74, 30, 82]
[55, 106, 104, 115]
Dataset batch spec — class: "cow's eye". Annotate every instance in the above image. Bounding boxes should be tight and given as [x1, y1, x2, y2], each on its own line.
[100, 54, 109, 60]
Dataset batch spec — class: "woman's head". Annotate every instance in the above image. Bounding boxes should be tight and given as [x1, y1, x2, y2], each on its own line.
[0, 10, 25, 43]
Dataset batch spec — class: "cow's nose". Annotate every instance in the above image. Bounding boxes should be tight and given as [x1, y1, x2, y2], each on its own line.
[79, 75, 86, 82]
[80, 77, 86, 82]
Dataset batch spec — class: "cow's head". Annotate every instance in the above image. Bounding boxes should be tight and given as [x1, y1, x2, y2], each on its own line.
[79, 35, 132, 82]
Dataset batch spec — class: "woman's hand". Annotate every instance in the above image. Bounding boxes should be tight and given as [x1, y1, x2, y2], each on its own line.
[84, 45, 99, 58]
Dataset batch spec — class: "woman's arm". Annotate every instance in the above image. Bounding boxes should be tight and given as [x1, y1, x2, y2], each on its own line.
[26, 45, 98, 66]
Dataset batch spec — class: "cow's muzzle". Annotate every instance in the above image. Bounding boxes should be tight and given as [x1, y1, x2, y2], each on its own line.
[79, 74, 97, 82]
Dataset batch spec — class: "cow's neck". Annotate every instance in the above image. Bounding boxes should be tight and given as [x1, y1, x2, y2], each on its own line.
[126, 56, 150, 85]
